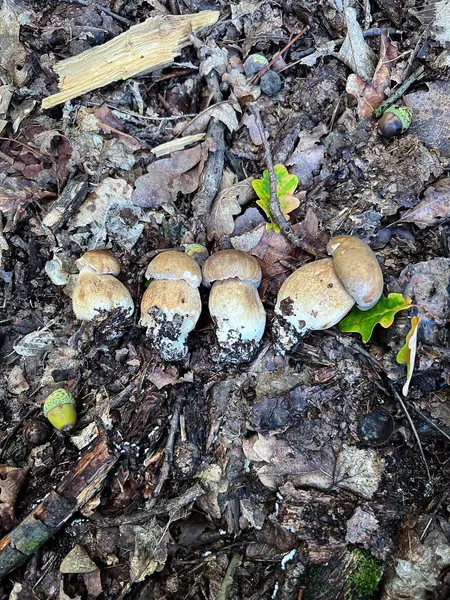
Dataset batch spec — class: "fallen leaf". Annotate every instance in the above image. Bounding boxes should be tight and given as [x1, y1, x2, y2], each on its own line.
[132, 144, 206, 208]
[0, 0, 27, 86]
[338, 6, 376, 80]
[409, 1, 450, 46]
[60, 545, 98, 574]
[0, 465, 28, 536]
[252, 164, 300, 232]
[286, 124, 327, 187]
[87, 104, 141, 152]
[0, 178, 55, 231]
[7, 365, 29, 395]
[14, 327, 55, 357]
[207, 171, 255, 240]
[147, 365, 180, 390]
[406, 81, 450, 158]
[338, 293, 412, 343]
[241, 112, 262, 145]
[398, 178, 450, 228]
[396, 316, 421, 397]
[128, 519, 169, 583]
[346, 32, 398, 118]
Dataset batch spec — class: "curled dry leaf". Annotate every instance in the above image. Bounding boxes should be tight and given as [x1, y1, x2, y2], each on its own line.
[398, 178, 450, 228]
[182, 102, 240, 136]
[132, 144, 207, 208]
[207, 169, 255, 241]
[87, 104, 141, 152]
[338, 6, 376, 80]
[287, 124, 327, 187]
[0, 0, 27, 86]
[128, 518, 169, 582]
[0, 465, 28, 536]
[346, 32, 398, 118]
[396, 316, 420, 397]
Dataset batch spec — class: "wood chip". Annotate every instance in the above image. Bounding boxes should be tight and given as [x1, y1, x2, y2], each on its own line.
[42, 11, 219, 109]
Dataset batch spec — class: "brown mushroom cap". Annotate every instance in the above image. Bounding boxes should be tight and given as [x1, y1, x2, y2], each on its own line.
[145, 251, 202, 288]
[209, 278, 266, 363]
[76, 250, 121, 276]
[327, 235, 383, 310]
[275, 258, 355, 337]
[72, 273, 134, 321]
[140, 279, 202, 361]
[202, 250, 261, 287]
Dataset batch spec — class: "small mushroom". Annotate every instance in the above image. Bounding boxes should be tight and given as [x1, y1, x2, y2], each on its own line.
[202, 250, 266, 363]
[327, 235, 383, 310]
[274, 258, 355, 353]
[72, 250, 134, 321]
[140, 251, 202, 361]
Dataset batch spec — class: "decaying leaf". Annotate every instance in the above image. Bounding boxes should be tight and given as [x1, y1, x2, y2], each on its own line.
[86, 105, 141, 152]
[252, 164, 300, 232]
[0, 178, 55, 231]
[398, 178, 450, 228]
[128, 519, 169, 583]
[181, 102, 240, 136]
[132, 144, 206, 208]
[0, 465, 28, 536]
[406, 81, 450, 157]
[207, 170, 255, 240]
[286, 124, 327, 188]
[338, 6, 376, 80]
[14, 326, 55, 357]
[409, 1, 450, 46]
[396, 316, 421, 397]
[346, 32, 398, 118]
[60, 545, 98, 574]
[0, 0, 27, 86]
[338, 293, 412, 343]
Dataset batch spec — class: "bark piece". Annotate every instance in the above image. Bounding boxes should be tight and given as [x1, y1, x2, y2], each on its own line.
[42, 176, 89, 230]
[0, 432, 117, 579]
[42, 11, 219, 109]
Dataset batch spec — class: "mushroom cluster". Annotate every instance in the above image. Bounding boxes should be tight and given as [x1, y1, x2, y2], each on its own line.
[140, 251, 202, 362]
[72, 250, 134, 321]
[202, 250, 266, 364]
[274, 235, 383, 353]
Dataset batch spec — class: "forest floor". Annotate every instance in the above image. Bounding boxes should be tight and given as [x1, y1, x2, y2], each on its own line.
[0, 0, 449, 599]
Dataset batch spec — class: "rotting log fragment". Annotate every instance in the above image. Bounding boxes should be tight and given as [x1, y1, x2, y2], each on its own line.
[42, 11, 219, 109]
[0, 432, 117, 579]
[42, 176, 89, 230]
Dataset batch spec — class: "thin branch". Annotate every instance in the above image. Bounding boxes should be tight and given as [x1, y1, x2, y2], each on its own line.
[391, 385, 432, 483]
[249, 104, 313, 253]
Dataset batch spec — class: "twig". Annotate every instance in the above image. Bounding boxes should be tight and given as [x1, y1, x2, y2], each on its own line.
[217, 555, 242, 600]
[408, 402, 450, 442]
[249, 105, 312, 253]
[151, 392, 184, 501]
[391, 385, 432, 483]
[373, 66, 425, 118]
[249, 27, 309, 84]
[99, 6, 130, 26]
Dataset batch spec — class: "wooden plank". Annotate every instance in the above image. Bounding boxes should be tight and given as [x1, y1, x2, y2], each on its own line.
[42, 11, 219, 109]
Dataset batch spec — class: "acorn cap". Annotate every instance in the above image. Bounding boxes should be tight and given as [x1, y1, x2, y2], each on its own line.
[145, 251, 202, 288]
[208, 278, 266, 363]
[140, 279, 202, 361]
[275, 258, 355, 336]
[76, 250, 121, 276]
[327, 235, 383, 310]
[43, 389, 77, 433]
[202, 250, 261, 287]
[72, 273, 134, 321]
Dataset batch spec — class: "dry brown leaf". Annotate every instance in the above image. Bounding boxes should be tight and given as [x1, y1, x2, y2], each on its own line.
[87, 105, 141, 152]
[346, 32, 398, 118]
[398, 178, 450, 228]
[0, 465, 28, 536]
[287, 124, 327, 187]
[207, 171, 255, 241]
[0, 178, 55, 231]
[132, 144, 207, 208]
[338, 6, 376, 80]
[0, 0, 27, 86]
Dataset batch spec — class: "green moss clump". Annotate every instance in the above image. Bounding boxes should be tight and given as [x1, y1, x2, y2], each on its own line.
[345, 550, 382, 600]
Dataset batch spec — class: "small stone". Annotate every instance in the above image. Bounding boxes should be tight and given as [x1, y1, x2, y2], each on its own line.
[243, 54, 268, 77]
[260, 70, 282, 96]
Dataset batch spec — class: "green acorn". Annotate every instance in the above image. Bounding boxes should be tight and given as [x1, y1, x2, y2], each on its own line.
[43, 389, 77, 433]
[377, 105, 412, 138]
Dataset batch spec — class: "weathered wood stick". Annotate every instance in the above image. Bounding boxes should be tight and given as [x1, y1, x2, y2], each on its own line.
[42, 11, 219, 109]
[42, 175, 89, 230]
[0, 432, 117, 579]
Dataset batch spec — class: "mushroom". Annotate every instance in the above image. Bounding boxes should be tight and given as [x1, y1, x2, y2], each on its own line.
[140, 251, 202, 361]
[72, 250, 134, 321]
[274, 236, 384, 353]
[326, 235, 383, 310]
[202, 249, 266, 363]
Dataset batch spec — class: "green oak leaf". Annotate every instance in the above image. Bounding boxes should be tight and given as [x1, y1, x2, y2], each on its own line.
[252, 164, 299, 232]
[338, 293, 412, 343]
